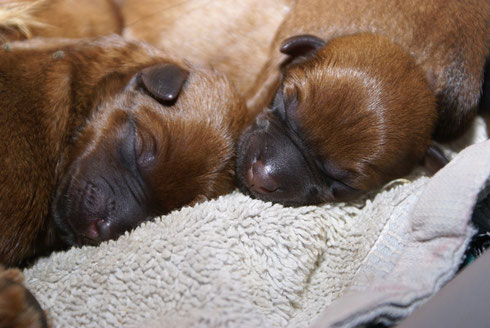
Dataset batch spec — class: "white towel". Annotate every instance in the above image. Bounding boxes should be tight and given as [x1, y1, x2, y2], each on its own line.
[24, 117, 489, 327]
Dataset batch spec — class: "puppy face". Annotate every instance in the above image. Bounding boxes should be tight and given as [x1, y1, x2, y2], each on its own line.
[54, 63, 246, 246]
[237, 34, 437, 206]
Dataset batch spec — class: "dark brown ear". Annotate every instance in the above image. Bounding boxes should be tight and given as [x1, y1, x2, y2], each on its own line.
[423, 143, 449, 175]
[280, 34, 326, 58]
[139, 63, 189, 103]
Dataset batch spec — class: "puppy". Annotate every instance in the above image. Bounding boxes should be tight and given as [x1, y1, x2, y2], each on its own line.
[237, 0, 490, 205]
[0, 35, 247, 267]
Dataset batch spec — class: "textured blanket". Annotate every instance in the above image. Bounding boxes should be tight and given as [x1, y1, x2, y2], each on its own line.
[24, 117, 489, 327]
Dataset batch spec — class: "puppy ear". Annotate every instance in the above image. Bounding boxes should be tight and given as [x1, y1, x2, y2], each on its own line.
[139, 63, 189, 104]
[280, 34, 326, 58]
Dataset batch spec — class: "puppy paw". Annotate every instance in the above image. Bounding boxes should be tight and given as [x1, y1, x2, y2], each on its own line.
[0, 266, 48, 328]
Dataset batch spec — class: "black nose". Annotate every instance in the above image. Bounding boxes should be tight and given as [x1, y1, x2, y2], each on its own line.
[247, 159, 280, 194]
[70, 218, 114, 245]
[80, 218, 114, 242]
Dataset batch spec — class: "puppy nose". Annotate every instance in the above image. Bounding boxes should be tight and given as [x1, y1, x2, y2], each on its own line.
[96, 219, 112, 240]
[247, 160, 279, 194]
[84, 218, 113, 242]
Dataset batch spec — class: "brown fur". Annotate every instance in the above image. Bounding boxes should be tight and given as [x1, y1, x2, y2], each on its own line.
[1, 0, 291, 106]
[284, 34, 437, 190]
[0, 0, 121, 41]
[120, 0, 291, 97]
[0, 35, 247, 267]
[0, 2, 248, 321]
[0, 266, 49, 328]
[247, 0, 490, 140]
[236, 0, 489, 205]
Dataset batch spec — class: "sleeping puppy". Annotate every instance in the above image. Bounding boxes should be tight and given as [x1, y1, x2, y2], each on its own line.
[237, 0, 490, 205]
[0, 35, 247, 267]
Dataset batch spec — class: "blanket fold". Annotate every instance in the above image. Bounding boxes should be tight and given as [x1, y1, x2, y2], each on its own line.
[313, 138, 490, 328]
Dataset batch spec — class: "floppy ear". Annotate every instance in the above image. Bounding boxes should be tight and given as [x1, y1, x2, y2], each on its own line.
[139, 63, 189, 104]
[280, 34, 326, 58]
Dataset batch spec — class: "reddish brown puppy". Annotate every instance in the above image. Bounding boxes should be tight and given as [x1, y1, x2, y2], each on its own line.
[0, 36, 247, 267]
[0, 2, 248, 323]
[237, 0, 490, 205]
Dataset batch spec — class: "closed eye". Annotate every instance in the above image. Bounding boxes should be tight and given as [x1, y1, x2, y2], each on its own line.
[134, 124, 157, 169]
[329, 179, 360, 200]
[316, 159, 359, 191]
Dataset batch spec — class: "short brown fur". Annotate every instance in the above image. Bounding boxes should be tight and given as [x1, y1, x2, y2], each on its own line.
[284, 34, 437, 190]
[0, 36, 247, 266]
[120, 0, 291, 97]
[236, 0, 489, 205]
[0, 0, 122, 41]
[0, 266, 49, 328]
[247, 0, 490, 141]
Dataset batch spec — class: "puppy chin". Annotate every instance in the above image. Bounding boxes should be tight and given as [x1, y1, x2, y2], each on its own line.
[53, 160, 154, 247]
[51, 165, 103, 247]
[52, 172, 78, 247]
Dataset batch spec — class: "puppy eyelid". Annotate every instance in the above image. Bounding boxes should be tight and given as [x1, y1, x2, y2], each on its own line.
[329, 180, 358, 199]
[137, 150, 156, 168]
[134, 127, 157, 168]
[317, 159, 357, 190]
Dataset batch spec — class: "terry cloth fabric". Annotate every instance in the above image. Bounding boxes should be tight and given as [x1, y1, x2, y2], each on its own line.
[24, 117, 489, 328]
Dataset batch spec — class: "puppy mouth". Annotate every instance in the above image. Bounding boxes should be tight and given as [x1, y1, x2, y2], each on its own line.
[247, 161, 280, 194]
[53, 168, 156, 247]
[71, 217, 113, 247]
[236, 128, 263, 189]
[76, 234, 101, 247]
[53, 173, 115, 246]
[236, 132, 299, 206]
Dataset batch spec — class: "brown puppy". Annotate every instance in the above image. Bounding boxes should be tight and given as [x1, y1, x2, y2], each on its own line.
[237, 0, 490, 205]
[0, 35, 247, 267]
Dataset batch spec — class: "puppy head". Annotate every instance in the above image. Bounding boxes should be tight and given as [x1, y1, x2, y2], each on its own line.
[54, 62, 247, 246]
[237, 33, 437, 206]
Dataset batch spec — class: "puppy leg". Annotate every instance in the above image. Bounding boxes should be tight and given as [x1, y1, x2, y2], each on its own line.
[0, 266, 48, 328]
